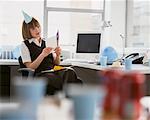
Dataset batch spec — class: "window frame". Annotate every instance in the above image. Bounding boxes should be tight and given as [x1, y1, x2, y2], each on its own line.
[43, 0, 106, 41]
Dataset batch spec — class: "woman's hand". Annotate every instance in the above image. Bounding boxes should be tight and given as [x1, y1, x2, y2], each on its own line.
[41, 47, 53, 58]
[54, 47, 61, 56]
[53, 47, 61, 65]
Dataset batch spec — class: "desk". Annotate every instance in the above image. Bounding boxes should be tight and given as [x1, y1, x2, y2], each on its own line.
[61, 61, 150, 95]
[0, 59, 19, 97]
[1, 59, 150, 96]
[61, 62, 150, 74]
[0, 59, 19, 65]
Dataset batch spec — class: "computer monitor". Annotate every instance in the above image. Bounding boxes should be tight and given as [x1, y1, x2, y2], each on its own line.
[75, 33, 101, 61]
[76, 33, 101, 53]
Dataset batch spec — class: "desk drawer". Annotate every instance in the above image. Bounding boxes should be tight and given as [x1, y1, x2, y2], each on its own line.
[0, 66, 10, 86]
[0, 85, 10, 97]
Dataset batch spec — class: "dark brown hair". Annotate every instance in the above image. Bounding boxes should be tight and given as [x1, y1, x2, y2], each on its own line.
[22, 17, 40, 40]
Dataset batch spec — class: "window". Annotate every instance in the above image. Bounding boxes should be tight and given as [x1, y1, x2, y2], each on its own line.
[44, 0, 105, 51]
[46, 0, 103, 10]
[126, 0, 150, 48]
[47, 12, 102, 45]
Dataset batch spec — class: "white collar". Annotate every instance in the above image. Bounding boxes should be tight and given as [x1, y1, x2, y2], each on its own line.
[28, 38, 44, 47]
[28, 38, 35, 43]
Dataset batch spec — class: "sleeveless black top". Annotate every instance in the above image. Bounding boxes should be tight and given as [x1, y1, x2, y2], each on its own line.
[20, 40, 54, 74]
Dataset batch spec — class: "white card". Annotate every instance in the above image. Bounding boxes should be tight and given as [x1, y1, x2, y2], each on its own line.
[45, 36, 57, 48]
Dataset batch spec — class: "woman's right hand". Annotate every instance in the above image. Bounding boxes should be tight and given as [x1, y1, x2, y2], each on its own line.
[41, 47, 53, 58]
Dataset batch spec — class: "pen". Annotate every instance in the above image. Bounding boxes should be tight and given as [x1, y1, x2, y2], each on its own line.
[56, 30, 59, 46]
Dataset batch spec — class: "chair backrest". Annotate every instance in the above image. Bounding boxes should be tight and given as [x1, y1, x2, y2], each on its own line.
[18, 56, 29, 77]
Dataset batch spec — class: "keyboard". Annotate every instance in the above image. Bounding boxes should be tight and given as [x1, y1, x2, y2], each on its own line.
[63, 58, 91, 63]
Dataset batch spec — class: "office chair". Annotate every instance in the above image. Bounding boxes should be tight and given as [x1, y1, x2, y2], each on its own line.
[18, 56, 35, 78]
[18, 56, 83, 95]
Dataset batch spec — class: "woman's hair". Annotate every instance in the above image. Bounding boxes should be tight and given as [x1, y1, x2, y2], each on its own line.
[22, 17, 40, 40]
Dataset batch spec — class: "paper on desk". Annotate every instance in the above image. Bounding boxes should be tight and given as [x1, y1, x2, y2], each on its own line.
[45, 36, 57, 48]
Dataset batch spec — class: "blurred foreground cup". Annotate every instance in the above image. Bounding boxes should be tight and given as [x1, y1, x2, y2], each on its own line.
[12, 77, 47, 119]
[67, 84, 106, 120]
[12, 77, 47, 104]
[0, 77, 47, 120]
[0, 103, 36, 120]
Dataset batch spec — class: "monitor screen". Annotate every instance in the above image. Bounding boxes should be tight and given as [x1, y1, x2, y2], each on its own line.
[76, 33, 101, 53]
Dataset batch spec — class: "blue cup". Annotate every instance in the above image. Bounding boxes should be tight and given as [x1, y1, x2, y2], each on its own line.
[67, 85, 106, 120]
[0, 107, 36, 120]
[13, 77, 47, 105]
[12, 77, 47, 119]
[100, 56, 107, 67]
[125, 58, 132, 70]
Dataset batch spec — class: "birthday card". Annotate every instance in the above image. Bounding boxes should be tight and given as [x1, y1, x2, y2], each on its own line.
[45, 36, 57, 48]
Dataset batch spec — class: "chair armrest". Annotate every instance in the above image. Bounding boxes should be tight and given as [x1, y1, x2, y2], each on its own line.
[40, 66, 68, 74]
[41, 69, 54, 74]
[18, 68, 35, 72]
[18, 68, 35, 76]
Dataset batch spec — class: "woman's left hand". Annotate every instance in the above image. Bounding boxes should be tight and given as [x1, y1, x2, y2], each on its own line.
[54, 47, 61, 56]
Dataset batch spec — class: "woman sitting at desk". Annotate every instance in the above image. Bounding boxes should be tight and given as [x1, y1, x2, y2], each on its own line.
[20, 11, 82, 95]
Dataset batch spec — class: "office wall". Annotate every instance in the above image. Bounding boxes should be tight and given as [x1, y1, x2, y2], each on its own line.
[0, 0, 43, 47]
[0, 0, 126, 56]
[103, 0, 126, 55]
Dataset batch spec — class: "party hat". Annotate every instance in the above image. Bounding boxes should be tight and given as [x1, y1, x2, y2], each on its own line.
[22, 11, 32, 24]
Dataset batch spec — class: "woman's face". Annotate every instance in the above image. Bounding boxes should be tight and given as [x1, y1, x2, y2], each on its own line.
[29, 25, 41, 39]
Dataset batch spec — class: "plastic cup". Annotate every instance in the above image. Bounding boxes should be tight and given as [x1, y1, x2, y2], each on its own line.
[67, 84, 106, 120]
[13, 77, 47, 104]
[100, 56, 107, 67]
[125, 58, 132, 70]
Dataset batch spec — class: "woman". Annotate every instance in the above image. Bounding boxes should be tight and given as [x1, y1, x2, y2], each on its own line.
[20, 11, 82, 95]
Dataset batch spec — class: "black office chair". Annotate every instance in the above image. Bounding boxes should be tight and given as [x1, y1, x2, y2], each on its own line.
[18, 56, 35, 77]
[18, 56, 83, 95]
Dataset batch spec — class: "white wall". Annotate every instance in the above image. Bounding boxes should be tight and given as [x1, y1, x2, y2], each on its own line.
[0, 0, 43, 47]
[103, 0, 126, 55]
[0, 0, 126, 56]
